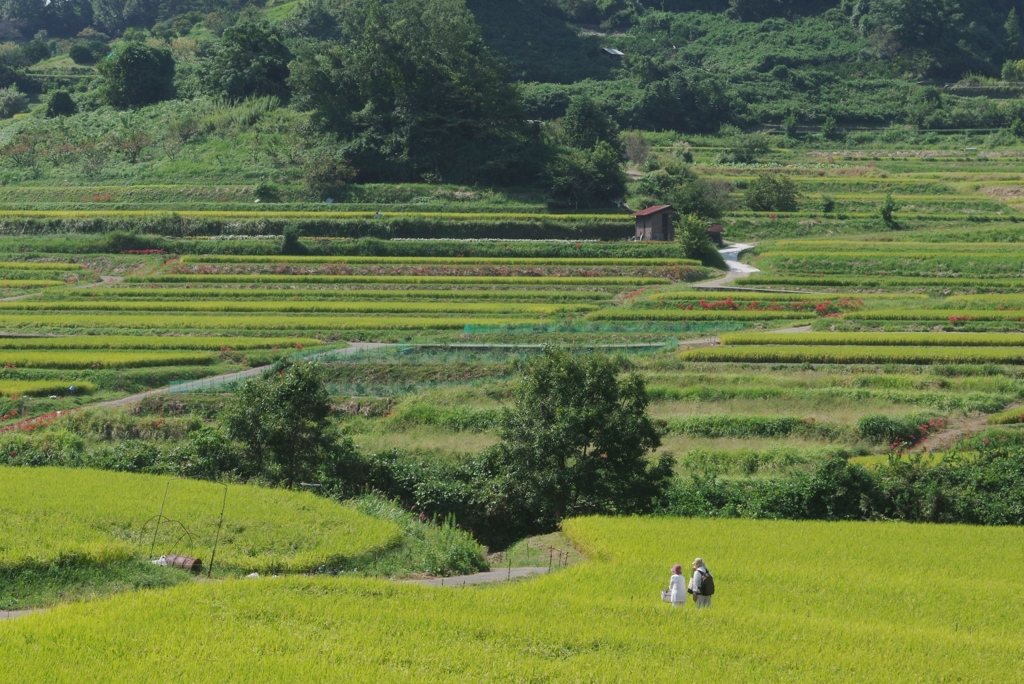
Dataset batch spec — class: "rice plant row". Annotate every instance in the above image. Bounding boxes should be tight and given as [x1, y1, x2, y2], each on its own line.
[719, 332, 1024, 347]
[847, 310, 1024, 321]
[946, 294, 1024, 307]
[0, 314, 548, 331]
[180, 255, 700, 266]
[0, 350, 217, 368]
[744, 276, 1024, 289]
[587, 309, 813, 321]
[0, 336, 320, 350]
[756, 254, 1024, 277]
[0, 380, 97, 397]
[647, 291, 925, 301]
[56, 287, 613, 301]
[0, 280, 64, 288]
[771, 241, 1024, 253]
[0, 300, 596, 315]
[0, 261, 82, 271]
[681, 345, 1024, 364]
[127, 275, 672, 286]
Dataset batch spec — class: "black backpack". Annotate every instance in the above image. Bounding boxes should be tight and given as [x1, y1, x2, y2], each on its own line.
[698, 569, 715, 596]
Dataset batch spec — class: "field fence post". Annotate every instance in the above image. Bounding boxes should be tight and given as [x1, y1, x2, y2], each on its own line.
[149, 479, 173, 558]
[207, 483, 228, 579]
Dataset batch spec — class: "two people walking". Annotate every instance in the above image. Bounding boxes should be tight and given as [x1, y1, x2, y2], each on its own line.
[669, 558, 713, 609]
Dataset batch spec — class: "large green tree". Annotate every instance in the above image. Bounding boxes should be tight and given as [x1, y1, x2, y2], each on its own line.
[561, 95, 620, 151]
[479, 348, 673, 533]
[222, 361, 357, 488]
[204, 16, 291, 101]
[289, 0, 542, 183]
[97, 42, 174, 108]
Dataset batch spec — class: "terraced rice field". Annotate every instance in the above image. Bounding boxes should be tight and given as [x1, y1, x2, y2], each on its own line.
[2, 516, 1022, 682]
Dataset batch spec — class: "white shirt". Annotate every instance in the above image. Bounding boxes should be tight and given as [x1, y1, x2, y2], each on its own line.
[669, 573, 686, 603]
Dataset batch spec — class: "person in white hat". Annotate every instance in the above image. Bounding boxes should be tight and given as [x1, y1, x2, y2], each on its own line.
[688, 557, 712, 609]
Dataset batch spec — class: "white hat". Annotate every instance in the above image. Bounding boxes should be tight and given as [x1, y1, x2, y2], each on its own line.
[693, 557, 704, 567]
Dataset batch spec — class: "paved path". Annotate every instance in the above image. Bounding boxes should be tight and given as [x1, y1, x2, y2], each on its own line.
[694, 243, 759, 289]
[406, 567, 549, 587]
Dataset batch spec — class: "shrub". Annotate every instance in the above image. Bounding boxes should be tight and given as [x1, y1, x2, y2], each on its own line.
[45, 91, 77, 118]
[302, 152, 355, 201]
[745, 174, 798, 212]
[675, 214, 727, 269]
[68, 41, 106, 65]
[0, 86, 28, 120]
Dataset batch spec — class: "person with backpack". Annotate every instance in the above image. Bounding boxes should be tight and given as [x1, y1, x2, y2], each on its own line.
[688, 557, 714, 609]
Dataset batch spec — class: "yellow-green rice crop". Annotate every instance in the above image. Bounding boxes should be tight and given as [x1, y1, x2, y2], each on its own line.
[0, 350, 216, 368]
[0, 336, 319, 350]
[720, 332, 1024, 347]
[848, 310, 1024, 321]
[0, 280, 63, 288]
[180, 255, 699, 266]
[987, 407, 1024, 425]
[647, 291, 925, 301]
[57, 288, 612, 301]
[0, 314, 547, 331]
[0, 300, 595, 315]
[946, 294, 1024, 307]
[0, 261, 82, 270]
[0, 467, 400, 574]
[681, 345, 1024, 364]
[1, 516, 1022, 682]
[128, 275, 672, 286]
[0, 380, 96, 396]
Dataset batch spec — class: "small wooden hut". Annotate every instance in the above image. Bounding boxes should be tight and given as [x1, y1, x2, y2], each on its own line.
[632, 205, 674, 241]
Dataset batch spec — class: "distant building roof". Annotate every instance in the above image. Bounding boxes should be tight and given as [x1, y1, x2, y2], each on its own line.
[602, 48, 625, 57]
[631, 205, 672, 217]
[707, 224, 724, 232]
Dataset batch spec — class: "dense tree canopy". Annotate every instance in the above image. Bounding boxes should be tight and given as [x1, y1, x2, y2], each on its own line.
[204, 16, 291, 101]
[290, 0, 542, 183]
[222, 361, 357, 488]
[97, 42, 174, 108]
[479, 348, 673, 533]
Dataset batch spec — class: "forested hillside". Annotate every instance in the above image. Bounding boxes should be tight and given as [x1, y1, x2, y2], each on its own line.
[3, 0, 1024, 196]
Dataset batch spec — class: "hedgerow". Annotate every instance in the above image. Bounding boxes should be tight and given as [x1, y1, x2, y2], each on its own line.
[662, 416, 850, 441]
